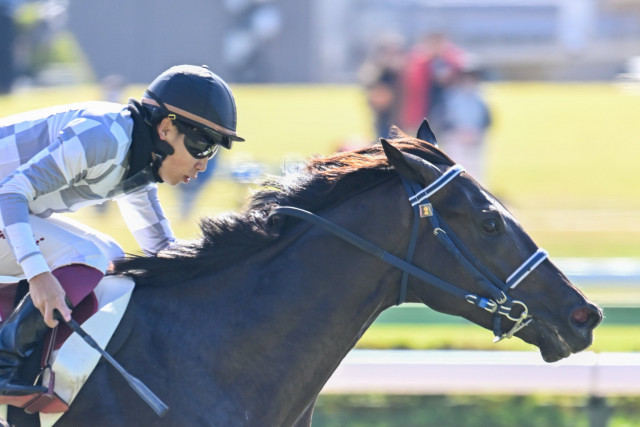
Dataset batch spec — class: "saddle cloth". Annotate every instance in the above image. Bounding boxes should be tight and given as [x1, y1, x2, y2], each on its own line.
[0, 275, 134, 427]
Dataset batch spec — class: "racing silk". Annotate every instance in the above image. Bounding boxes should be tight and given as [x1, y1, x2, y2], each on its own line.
[0, 101, 175, 280]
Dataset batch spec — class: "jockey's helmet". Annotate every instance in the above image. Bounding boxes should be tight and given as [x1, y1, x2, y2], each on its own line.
[141, 65, 244, 150]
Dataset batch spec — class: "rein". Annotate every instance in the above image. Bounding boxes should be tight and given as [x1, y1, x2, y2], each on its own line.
[268, 164, 548, 342]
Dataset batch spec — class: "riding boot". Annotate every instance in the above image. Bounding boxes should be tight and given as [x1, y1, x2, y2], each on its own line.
[0, 294, 49, 396]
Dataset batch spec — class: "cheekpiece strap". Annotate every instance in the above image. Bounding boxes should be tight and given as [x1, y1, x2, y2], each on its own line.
[397, 179, 424, 305]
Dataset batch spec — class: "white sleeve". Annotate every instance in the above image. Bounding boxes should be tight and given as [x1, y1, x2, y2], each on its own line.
[116, 184, 175, 255]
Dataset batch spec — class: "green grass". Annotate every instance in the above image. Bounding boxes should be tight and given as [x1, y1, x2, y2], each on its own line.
[233, 84, 373, 164]
[313, 394, 640, 427]
[4, 82, 639, 257]
[483, 83, 640, 257]
[357, 324, 640, 353]
[360, 301, 640, 352]
[485, 83, 640, 210]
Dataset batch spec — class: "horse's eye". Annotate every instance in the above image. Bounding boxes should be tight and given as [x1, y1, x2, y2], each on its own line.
[482, 219, 500, 234]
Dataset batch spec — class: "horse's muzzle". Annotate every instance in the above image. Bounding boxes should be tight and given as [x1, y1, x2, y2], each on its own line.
[569, 303, 603, 341]
[523, 301, 602, 363]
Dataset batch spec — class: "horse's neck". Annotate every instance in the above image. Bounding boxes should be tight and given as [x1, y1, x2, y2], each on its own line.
[222, 179, 410, 423]
[127, 179, 412, 425]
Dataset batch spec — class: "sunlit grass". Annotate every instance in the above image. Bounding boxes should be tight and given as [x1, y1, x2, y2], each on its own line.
[486, 83, 640, 210]
[357, 324, 640, 353]
[2, 82, 640, 258]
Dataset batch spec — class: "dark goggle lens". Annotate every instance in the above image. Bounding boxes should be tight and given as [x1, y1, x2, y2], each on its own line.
[182, 127, 220, 159]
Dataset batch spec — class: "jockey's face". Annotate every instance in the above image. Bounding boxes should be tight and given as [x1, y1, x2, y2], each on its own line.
[156, 117, 208, 186]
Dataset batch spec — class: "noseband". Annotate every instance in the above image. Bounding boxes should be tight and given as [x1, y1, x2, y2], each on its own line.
[269, 164, 548, 342]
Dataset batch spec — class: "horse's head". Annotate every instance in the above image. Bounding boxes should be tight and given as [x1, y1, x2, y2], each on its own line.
[383, 121, 602, 362]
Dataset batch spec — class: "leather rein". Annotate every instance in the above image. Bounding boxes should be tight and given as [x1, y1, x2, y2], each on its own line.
[268, 164, 548, 342]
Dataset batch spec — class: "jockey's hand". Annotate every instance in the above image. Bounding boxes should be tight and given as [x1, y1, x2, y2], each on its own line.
[29, 271, 72, 328]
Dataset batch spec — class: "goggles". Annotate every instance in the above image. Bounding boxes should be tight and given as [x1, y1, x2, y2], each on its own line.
[173, 118, 221, 159]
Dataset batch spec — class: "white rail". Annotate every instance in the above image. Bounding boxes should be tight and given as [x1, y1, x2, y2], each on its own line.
[322, 350, 640, 396]
[556, 258, 640, 285]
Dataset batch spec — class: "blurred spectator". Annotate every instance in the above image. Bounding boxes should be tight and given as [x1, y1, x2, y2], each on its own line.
[358, 33, 405, 139]
[401, 32, 466, 136]
[440, 60, 492, 184]
[8, 0, 73, 87]
[0, 0, 18, 93]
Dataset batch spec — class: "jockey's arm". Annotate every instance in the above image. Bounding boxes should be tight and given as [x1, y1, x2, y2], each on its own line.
[0, 192, 71, 327]
[116, 185, 175, 256]
[0, 120, 109, 326]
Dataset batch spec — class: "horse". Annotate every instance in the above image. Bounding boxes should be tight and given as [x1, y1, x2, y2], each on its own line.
[7, 122, 602, 426]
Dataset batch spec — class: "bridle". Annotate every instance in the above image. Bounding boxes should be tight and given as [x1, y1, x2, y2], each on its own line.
[399, 164, 547, 341]
[269, 164, 548, 342]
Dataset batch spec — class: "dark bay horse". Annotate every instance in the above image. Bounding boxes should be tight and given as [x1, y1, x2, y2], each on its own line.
[9, 123, 601, 426]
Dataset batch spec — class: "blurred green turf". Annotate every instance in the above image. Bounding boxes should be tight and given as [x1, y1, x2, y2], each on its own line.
[358, 303, 640, 352]
[2, 82, 640, 258]
[357, 324, 640, 352]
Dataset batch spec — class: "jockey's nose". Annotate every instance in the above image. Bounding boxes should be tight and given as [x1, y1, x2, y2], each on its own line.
[196, 158, 208, 172]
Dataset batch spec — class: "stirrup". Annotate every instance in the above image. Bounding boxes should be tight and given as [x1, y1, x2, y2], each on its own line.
[0, 377, 47, 397]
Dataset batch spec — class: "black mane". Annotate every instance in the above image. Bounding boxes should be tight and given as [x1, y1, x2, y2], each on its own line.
[113, 132, 453, 285]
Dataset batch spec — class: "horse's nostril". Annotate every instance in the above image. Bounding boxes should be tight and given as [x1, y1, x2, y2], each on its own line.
[571, 306, 602, 329]
[572, 307, 590, 323]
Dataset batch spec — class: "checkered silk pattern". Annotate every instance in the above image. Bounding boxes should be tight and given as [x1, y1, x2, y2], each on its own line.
[0, 101, 174, 279]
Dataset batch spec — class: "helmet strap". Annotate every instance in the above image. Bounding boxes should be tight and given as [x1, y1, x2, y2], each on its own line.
[141, 92, 176, 159]
[127, 98, 169, 184]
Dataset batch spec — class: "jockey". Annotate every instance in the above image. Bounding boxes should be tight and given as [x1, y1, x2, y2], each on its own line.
[0, 64, 243, 399]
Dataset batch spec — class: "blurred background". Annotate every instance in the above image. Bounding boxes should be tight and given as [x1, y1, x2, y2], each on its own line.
[2, 0, 640, 425]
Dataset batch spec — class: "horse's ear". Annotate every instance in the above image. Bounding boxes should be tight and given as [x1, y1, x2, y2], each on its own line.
[417, 119, 438, 147]
[381, 138, 438, 186]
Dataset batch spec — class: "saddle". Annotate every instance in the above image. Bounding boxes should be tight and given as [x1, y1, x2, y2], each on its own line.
[0, 276, 134, 426]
